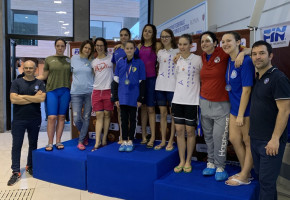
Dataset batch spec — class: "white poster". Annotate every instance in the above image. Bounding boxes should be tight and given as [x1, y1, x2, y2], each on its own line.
[157, 1, 207, 37]
[260, 22, 290, 48]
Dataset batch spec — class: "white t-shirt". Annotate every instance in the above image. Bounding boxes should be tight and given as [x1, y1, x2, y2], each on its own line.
[172, 53, 202, 105]
[155, 48, 179, 92]
[91, 55, 113, 90]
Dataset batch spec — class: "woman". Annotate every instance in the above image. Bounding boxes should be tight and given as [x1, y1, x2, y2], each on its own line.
[37, 38, 71, 151]
[111, 40, 146, 152]
[199, 31, 249, 181]
[154, 29, 178, 151]
[91, 37, 114, 151]
[70, 40, 94, 150]
[172, 34, 202, 173]
[112, 28, 139, 144]
[138, 24, 161, 148]
[221, 31, 255, 186]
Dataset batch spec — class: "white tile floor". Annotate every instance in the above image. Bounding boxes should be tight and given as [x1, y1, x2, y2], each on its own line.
[0, 131, 122, 200]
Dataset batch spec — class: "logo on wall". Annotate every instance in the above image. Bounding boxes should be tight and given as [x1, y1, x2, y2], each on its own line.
[261, 23, 290, 48]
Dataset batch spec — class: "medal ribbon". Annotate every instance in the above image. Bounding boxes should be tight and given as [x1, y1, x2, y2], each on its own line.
[126, 64, 132, 80]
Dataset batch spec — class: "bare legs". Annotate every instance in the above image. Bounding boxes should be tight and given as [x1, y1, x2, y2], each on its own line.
[94, 111, 111, 148]
[174, 124, 196, 172]
[141, 105, 156, 146]
[47, 115, 65, 149]
[226, 115, 253, 185]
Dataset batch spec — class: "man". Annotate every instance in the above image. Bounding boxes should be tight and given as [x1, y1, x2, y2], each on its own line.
[250, 40, 290, 200]
[8, 60, 46, 186]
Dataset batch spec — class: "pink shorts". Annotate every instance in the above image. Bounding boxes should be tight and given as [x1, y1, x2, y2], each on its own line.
[92, 89, 114, 112]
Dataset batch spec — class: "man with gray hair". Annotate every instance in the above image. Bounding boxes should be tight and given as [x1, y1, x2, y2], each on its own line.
[8, 60, 46, 186]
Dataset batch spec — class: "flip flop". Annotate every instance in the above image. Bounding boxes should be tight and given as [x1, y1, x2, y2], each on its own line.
[77, 143, 86, 150]
[55, 143, 64, 150]
[225, 178, 251, 186]
[140, 139, 148, 144]
[154, 144, 165, 150]
[45, 144, 53, 151]
[146, 142, 154, 148]
[183, 166, 192, 173]
[165, 145, 174, 151]
[229, 173, 254, 181]
[174, 166, 183, 173]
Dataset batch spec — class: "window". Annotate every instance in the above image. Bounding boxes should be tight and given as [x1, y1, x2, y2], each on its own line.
[90, 0, 148, 40]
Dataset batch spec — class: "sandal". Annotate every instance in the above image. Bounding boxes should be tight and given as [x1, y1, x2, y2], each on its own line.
[174, 166, 183, 173]
[55, 143, 64, 150]
[165, 145, 174, 151]
[77, 143, 86, 150]
[140, 139, 148, 144]
[91, 145, 102, 152]
[146, 141, 154, 148]
[154, 144, 165, 150]
[183, 166, 192, 173]
[45, 144, 53, 151]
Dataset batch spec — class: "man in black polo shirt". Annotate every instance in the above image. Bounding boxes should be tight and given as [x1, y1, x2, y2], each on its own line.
[8, 60, 46, 186]
[250, 40, 290, 200]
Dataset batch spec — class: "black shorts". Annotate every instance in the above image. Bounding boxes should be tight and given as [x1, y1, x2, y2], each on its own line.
[171, 103, 198, 127]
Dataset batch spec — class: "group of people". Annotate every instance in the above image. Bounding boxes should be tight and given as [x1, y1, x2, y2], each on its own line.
[8, 24, 290, 200]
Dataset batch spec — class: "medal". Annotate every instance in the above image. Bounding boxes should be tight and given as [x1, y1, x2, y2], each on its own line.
[225, 84, 232, 91]
[125, 79, 130, 85]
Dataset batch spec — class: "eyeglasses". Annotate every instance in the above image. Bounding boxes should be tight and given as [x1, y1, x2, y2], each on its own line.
[161, 36, 171, 39]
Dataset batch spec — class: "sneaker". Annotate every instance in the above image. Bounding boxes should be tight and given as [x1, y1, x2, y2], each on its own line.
[215, 167, 228, 181]
[25, 166, 33, 176]
[125, 141, 134, 152]
[119, 141, 127, 152]
[202, 162, 216, 176]
[7, 172, 21, 186]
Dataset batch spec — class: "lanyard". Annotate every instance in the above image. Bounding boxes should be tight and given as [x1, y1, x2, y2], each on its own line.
[227, 60, 231, 84]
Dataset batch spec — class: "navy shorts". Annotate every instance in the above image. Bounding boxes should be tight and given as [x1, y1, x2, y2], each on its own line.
[156, 91, 174, 106]
[144, 77, 156, 107]
[171, 103, 198, 127]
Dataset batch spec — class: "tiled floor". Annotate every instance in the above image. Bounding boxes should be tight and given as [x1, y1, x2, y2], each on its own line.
[0, 131, 122, 200]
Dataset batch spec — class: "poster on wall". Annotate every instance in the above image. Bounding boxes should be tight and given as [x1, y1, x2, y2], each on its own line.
[157, 1, 207, 37]
[260, 21, 290, 48]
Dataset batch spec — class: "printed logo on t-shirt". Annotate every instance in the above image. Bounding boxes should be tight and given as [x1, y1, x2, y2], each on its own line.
[264, 78, 270, 84]
[34, 85, 39, 92]
[94, 62, 111, 72]
[230, 70, 237, 79]
[214, 56, 220, 63]
[132, 67, 137, 72]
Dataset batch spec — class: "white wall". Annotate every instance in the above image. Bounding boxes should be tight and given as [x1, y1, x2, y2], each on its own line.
[153, 0, 290, 41]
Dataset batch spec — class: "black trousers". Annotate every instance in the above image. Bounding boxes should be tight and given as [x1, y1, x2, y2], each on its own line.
[11, 118, 41, 173]
[120, 105, 137, 141]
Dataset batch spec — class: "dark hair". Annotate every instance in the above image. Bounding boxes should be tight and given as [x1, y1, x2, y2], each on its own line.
[180, 34, 193, 44]
[200, 31, 218, 46]
[55, 38, 67, 46]
[160, 29, 177, 49]
[120, 28, 131, 39]
[251, 40, 273, 55]
[141, 24, 157, 52]
[79, 40, 94, 58]
[94, 37, 108, 53]
[125, 40, 136, 48]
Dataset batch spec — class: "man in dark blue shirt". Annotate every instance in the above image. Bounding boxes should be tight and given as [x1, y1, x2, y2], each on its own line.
[250, 40, 290, 200]
[8, 60, 46, 186]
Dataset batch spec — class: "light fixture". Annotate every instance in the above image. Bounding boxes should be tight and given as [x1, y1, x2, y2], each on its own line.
[61, 27, 66, 29]
[56, 11, 67, 14]
[25, 16, 28, 19]
[54, 1, 62, 4]
[58, 21, 64, 23]
[62, 23, 69, 26]
[64, 31, 70, 35]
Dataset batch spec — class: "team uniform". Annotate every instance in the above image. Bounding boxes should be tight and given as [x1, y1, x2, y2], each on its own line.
[155, 48, 179, 106]
[171, 53, 202, 127]
[250, 67, 290, 200]
[139, 45, 157, 106]
[44, 55, 71, 116]
[111, 47, 139, 66]
[199, 47, 231, 171]
[70, 55, 94, 144]
[10, 78, 46, 174]
[112, 57, 146, 141]
[226, 55, 255, 116]
[91, 54, 114, 111]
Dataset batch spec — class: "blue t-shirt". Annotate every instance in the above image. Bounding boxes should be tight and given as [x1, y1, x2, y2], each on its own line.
[111, 47, 139, 65]
[70, 55, 94, 94]
[226, 55, 255, 116]
[115, 57, 146, 107]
